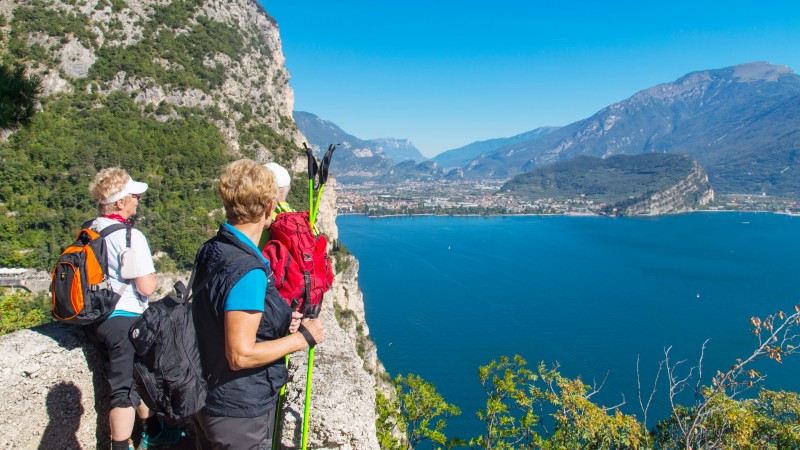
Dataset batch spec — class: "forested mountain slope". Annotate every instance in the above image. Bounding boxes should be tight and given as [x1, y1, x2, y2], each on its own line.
[502, 153, 713, 215]
[0, 0, 305, 269]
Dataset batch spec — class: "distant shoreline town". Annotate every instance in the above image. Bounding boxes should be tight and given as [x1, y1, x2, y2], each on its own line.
[336, 180, 800, 218]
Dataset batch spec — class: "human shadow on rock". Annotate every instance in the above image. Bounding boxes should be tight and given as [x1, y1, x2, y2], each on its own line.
[38, 381, 84, 450]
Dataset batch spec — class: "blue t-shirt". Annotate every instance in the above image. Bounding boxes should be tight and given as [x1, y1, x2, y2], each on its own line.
[223, 223, 270, 312]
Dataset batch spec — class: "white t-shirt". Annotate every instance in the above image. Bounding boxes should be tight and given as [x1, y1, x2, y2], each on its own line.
[92, 217, 156, 314]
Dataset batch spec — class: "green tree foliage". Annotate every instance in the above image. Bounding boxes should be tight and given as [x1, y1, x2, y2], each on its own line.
[8, 0, 97, 60]
[376, 390, 406, 450]
[330, 240, 351, 273]
[542, 369, 645, 449]
[0, 91, 231, 269]
[0, 290, 51, 335]
[240, 122, 302, 167]
[394, 374, 461, 449]
[748, 390, 800, 448]
[0, 63, 41, 131]
[378, 306, 800, 448]
[653, 307, 800, 449]
[653, 390, 800, 449]
[471, 355, 645, 449]
[472, 355, 543, 449]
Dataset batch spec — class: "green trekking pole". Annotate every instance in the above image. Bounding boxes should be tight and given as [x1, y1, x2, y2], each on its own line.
[301, 144, 335, 450]
[301, 344, 315, 450]
[272, 353, 290, 450]
[275, 144, 319, 450]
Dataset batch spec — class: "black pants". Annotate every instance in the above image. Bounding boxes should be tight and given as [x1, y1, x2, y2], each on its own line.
[84, 316, 141, 409]
[194, 406, 277, 450]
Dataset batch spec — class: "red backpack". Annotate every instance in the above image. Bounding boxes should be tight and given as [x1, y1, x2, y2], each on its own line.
[262, 212, 333, 318]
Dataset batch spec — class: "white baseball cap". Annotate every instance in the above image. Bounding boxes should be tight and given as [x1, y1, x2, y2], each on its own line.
[101, 176, 148, 204]
[264, 162, 291, 188]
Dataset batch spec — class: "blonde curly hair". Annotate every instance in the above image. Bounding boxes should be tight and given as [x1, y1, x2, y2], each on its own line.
[219, 159, 277, 224]
[88, 167, 129, 215]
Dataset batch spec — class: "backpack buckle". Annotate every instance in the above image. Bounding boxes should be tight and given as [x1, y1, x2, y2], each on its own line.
[174, 281, 187, 299]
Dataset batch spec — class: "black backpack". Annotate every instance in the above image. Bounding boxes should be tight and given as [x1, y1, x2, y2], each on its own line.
[128, 255, 242, 423]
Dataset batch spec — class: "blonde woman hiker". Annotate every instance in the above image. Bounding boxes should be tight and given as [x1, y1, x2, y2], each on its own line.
[83, 168, 184, 449]
[192, 159, 324, 449]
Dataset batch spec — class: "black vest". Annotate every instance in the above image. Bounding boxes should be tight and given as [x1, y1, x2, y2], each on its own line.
[192, 225, 293, 417]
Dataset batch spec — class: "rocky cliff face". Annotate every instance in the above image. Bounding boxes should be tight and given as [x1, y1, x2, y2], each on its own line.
[277, 251, 383, 450]
[615, 162, 713, 216]
[1, 0, 304, 153]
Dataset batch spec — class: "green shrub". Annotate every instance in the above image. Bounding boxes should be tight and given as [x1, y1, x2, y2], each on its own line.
[0, 290, 52, 335]
[375, 391, 405, 450]
[331, 240, 351, 273]
[12, 0, 97, 51]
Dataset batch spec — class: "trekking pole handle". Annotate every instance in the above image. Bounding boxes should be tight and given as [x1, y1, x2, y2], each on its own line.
[304, 143, 319, 188]
[319, 144, 337, 185]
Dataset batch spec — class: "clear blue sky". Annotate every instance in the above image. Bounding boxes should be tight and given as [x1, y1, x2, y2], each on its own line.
[261, 1, 800, 157]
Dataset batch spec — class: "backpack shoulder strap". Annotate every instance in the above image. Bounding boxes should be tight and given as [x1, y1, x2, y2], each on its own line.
[98, 223, 130, 239]
[81, 219, 129, 234]
[82, 220, 132, 247]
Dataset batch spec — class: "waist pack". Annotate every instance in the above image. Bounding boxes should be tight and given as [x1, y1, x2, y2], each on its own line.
[128, 255, 242, 423]
[262, 211, 333, 318]
[51, 222, 130, 324]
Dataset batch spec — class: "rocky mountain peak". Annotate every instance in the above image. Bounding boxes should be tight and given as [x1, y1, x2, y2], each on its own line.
[730, 61, 793, 82]
[629, 61, 795, 105]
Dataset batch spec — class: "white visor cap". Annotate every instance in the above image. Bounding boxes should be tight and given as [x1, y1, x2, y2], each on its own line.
[264, 162, 291, 188]
[101, 177, 148, 204]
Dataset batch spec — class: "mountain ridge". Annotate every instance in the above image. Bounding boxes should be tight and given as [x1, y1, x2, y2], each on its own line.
[296, 62, 799, 196]
[432, 126, 560, 170]
[464, 61, 800, 196]
[294, 110, 433, 182]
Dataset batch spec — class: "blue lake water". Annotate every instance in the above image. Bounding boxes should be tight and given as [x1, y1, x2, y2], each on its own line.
[336, 212, 800, 441]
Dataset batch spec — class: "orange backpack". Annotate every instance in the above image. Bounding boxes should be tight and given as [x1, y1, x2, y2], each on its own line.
[51, 223, 129, 324]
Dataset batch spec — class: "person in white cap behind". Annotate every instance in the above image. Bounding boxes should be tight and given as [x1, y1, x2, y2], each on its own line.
[84, 168, 183, 449]
[264, 162, 294, 218]
[260, 162, 298, 249]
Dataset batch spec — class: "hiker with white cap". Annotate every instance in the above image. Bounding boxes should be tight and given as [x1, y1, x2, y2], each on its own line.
[264, 162, 295, 218]
[260, 162, 300, 249]
[83, 168, 183, 449]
